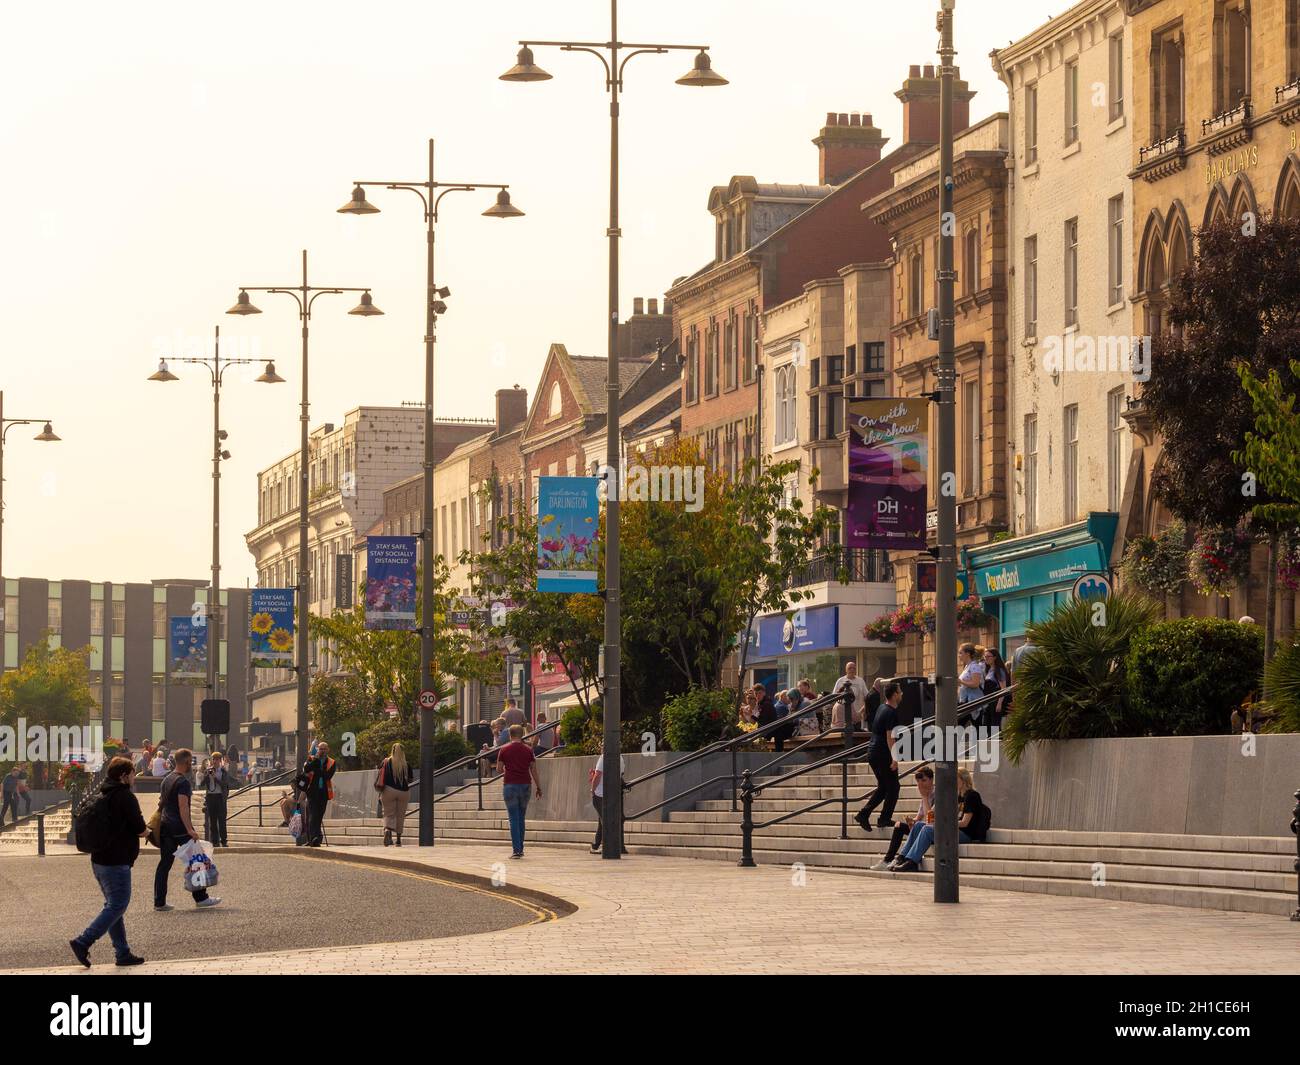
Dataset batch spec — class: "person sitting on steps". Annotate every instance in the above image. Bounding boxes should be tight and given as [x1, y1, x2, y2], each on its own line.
[890, 766, 989, 872]
[871, 765, 933, 870]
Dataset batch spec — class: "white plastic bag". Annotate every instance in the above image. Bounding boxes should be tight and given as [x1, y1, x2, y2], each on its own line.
[176, 838, 219, 892]
[288, 811, 303, 840]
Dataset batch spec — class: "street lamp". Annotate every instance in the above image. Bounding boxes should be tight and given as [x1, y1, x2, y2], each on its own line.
[228, 251, 381, 769]
[0, 393, 60, 671]
[147, 325, 283, 741]
[339, 138, 523, 848]
[933, 0, 960, 904]
[501, 0, 726, 859]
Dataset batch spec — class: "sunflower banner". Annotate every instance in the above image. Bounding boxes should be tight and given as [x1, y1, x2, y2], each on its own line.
[537, 477, 600, 594]
[249, 589, 295, 668]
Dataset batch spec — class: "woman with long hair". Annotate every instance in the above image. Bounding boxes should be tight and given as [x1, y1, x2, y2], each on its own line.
[981, 647, 1010, 728]
[377, 742, 412, 847]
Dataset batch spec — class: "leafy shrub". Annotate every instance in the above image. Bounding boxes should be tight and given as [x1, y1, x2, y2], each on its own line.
[1260, 639, 1300, 733]
[1128, 617, 1263, 735]
[355, 718, 419, 770]
[662, 687, 737, 752]
[433, 730, 472, 769]
[1003, 591, 1160, 764]
[558, 704, 598, 754]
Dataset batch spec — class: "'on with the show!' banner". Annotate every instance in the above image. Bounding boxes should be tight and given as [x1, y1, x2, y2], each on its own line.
[249, 589, 295, 668]
[846, 398, 928, 552]
[366, 535, 419, 630]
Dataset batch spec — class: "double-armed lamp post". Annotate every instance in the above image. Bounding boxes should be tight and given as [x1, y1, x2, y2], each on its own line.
[500, 0, 726, 858]
[338, 140, 524, 847]
[0, 394, 60, 667]
[148, 326, 283, 726]
[227, 252, 382, 767]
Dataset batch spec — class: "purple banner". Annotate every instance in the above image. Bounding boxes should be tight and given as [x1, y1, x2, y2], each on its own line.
[846, 398, 928, 551]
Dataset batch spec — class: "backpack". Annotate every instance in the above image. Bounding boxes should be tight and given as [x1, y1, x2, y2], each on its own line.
[74, 792, 114, 854]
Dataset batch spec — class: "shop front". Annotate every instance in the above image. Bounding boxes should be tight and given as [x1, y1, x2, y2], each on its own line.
[963, 512, 1119, 660]
[745, 602, 896, 694]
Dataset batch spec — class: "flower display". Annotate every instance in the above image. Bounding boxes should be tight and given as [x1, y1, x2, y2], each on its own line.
[1188, 525, 1252, 597]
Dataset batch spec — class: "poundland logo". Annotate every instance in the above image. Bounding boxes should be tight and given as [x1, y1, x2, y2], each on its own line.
[49, 997, 151, 1045]
[984, 567, 1020, 593]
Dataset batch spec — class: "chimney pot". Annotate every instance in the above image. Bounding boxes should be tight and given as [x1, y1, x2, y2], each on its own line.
[849, 113, 861, 126]
[648, 298, 659, 315]
[633, 297, 644, 315]
[826, 111, 837, 125]
[865, 113, 873, 126]
[923, 64, 935, 78]
[909, 64, 921, 78]
[838, 112, 849, 125]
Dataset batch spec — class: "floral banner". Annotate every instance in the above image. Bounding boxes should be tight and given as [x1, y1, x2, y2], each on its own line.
[249, 589, 295, 668]
[537, 477, 599, 594]
[169, 616, 208, 679]
[366, 536, 419, 630]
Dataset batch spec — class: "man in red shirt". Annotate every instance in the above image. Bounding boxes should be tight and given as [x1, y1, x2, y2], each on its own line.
[496, 725, 543, 858]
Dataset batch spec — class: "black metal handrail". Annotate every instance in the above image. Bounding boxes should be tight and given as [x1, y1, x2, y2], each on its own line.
[621, 689, 854, 824]
[737, 684, 1015, 866]
[226, 769, 297, 826]
[408, 720, 564, 817]
[782, 548, 894, 590]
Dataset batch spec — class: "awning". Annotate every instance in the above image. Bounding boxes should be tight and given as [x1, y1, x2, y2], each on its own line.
[963, 512, 1119, 599]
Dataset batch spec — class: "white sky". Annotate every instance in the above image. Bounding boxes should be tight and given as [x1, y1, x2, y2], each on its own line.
[0, 0, 1055, 585]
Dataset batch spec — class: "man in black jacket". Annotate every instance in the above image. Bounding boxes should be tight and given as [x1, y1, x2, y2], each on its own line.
[70, 757, 148, 968]
[199, 751, 234, 848]
[297, 742, 337, 847]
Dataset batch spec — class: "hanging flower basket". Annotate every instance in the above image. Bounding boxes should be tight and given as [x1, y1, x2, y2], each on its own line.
[1188, 525, 1253, 597]
[955, 595, 994, 630]
[864, 603, 936, 642]
[1120, 520, 1188, 596]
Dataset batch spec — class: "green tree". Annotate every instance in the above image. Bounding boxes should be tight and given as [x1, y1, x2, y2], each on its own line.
[0, 632, 99, 785]
[311, 556, 495, 732]
[308, 674, 383, 770]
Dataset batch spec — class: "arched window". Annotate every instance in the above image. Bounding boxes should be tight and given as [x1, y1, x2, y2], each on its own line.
[774, 364, 797, 446]
[548, 381, 562, 420]
[1278, 159, 1300, 219]
[963, 227, 981, 295]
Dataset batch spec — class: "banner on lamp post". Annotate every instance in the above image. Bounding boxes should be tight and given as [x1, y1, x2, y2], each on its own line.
[536, 477, 600, 594]
[366, 536, 419, 630]
[168, 617, 208, 679]
[846, 398, 929, 552]
[249, 589, 295, 668]
[335, 553, 354, 610]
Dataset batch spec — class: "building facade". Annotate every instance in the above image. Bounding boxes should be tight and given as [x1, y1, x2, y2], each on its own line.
[3, 576, 250, 753]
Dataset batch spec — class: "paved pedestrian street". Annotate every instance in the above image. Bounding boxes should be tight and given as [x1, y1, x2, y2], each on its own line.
[7, 844, 1297, 975]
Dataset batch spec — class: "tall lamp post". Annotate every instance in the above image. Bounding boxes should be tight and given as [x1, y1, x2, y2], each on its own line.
[338, 140, 523, 847]
[501, 0, 727, 860]
[932, 0, 960, 904]
[0, 393, 60, 669]
[227, 251, 382, 768]
[148, 326, 284, 744]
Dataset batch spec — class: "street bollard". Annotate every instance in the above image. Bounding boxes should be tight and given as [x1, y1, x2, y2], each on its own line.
[1290, 787, 1299, 922]
[738, 769, 756, 868]
[37, 813, 45, 856]
[258, 783, 264, 827]
[731, 746, 738, 813]
[476, 757, 483, 812]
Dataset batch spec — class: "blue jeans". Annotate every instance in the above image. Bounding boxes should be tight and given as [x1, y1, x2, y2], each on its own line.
[76, 863, 132, 960]
[899, 823, 972, 864]
[503, 783, 531, 854]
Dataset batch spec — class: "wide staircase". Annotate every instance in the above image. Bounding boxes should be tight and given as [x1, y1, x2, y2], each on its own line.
[224, 759, 1298, 917]
[0, 805, 73, 851]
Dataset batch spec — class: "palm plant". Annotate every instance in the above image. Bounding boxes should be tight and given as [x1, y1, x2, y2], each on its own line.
[1002, 591, 1161, 764]
[1261, 639, 1300, 733]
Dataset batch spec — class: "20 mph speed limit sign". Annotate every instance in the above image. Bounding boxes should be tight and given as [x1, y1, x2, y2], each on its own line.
[418, 690, 439, 710]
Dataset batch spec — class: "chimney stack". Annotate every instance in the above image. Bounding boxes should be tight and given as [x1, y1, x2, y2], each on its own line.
[813, 111, 887, 185]
[895, 65, 975, 145]
[495, 386, 528, 435]
[648, 298, 659, 315]
[633, 297, 645, 315]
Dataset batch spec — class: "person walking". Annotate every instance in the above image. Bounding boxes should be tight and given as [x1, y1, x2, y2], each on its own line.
[297, 742, 337, 847]
[500, 698, 526, 729]
[377, 742, 412, 847]
[855, 681, 903, 832]
[1, 766, 18, 826]
[69, 756, 148, 968]
[590, 750, 627, 854]
[981, 648, 1010, 728]
[198, 751, 234, 848]
[957, 643, 985, 714]
[496, 725, 542, 859]
[153, 749, 221, 911]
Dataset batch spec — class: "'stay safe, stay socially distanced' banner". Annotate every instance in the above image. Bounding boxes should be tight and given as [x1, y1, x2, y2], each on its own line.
[249, 589, 295, 668]
[846, 398, 929, 552]
[537, 477, 599, 593]
[366, 535, 418, 630]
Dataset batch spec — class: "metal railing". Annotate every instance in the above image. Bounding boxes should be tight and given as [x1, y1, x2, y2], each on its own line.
[735, 684, 1015, 867]
[1290, 787, 1299, 922]
[227, 769, 298, 826]
[621, 689, 854, 829]
[782, 548, 893, 590]
[407, 720, 564, 818]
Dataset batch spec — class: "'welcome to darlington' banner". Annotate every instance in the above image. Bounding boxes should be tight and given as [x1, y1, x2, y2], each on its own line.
[366, 536, 419, 630]
[537, 477, 599, 593]
[846, 398, 929, 552]
[249, 589, 295, 668]
[169, 617, 208, 678]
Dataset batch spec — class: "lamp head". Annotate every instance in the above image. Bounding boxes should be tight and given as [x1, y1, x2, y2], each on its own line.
[500, 45, 552, 82]
[348, 291, 384, 317]
[256, 361, 286, 384]
[34, 422, 60, 442]
[676, 50, 728, 87]
[148, 359, 180, 382]
[482, 189, 524, 218]
[338, 185, 380, 215]
[227, 290, 262, 316]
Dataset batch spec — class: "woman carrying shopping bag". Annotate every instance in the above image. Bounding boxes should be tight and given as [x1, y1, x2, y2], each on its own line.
[376, 743, 412, 847]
